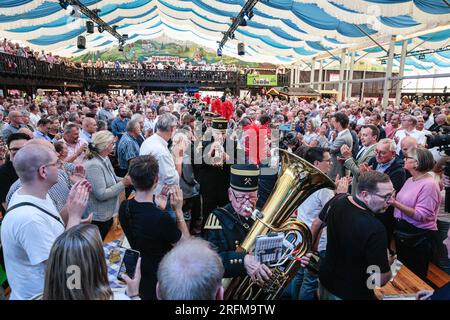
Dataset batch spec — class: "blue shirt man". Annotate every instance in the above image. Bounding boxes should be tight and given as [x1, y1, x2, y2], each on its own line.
[111, 107, 129, 143]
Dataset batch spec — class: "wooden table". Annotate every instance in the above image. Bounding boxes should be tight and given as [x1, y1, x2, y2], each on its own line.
[375, 264, 433, 300]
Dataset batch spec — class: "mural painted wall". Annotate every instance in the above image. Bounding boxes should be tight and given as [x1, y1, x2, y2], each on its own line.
[72, 37, 274, 69]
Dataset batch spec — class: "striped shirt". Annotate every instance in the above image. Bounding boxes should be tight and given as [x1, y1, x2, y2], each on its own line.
[6, 164, 74, 213]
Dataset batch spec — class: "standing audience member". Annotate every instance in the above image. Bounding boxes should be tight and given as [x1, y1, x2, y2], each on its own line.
[33, 118, 52, 142]
[329, 112, 353, 180]
[364, 138, 406, 246]
[157, 238, 224, 300]
[140, 113, 182, 197]
[85, 131, 132, 239]
[389, 147, 441, 280]
[79, 117, 97, 144]
[117, 119, 141, 177]
[0, 133, 31, 213]
[341, 125, 379, 195]
[1, 143, 90, 300]
[2, 111, 24, 141]
[61, 123, 87, 164]
[111, 106, 129, 143]
[119, 155, 189, 300]
[318, 171, 396, 300]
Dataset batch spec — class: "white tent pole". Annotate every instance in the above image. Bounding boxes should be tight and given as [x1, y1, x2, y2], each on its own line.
[289, 67, 295, 88]
[309, 57, 316, 89]
[382, 35, 396, 110]
[347, 52, 356, 100]
[338, 50, 346, 102]
[318, 60, 323, 93]
[395, 39, 408, 107]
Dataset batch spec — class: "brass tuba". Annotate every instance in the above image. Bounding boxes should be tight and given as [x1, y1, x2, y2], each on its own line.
[224, 149, 335, 300]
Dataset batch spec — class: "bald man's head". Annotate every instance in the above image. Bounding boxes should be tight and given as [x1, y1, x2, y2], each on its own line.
[26, 138, 56, 151]
[13, 143, 57, 184]
[401, 136, 418, 155]
[82, 117, 97, 134]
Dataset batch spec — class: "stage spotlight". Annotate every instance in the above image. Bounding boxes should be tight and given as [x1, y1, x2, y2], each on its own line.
[245, 10, 254, 20]
[230, 32, 235, 40]
[118, 41, 124, 52]
[239, 18, 247, 27]
[217, 47, 223, 57]
[77, 36, 86, 50]
[381, 59, 386, 65]
[417, 53, 426, 60]
[66, 4, 79, 16]
[238, 42, 245, 56]
[86, 21, 94, 34]
[98, 25, 104, 33]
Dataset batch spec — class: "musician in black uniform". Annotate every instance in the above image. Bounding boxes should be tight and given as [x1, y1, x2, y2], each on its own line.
[194, 117, 241, 229]
[203, 164, 272, 281]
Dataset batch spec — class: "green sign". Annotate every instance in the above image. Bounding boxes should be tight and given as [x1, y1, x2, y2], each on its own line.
[247, 74, 278, 86]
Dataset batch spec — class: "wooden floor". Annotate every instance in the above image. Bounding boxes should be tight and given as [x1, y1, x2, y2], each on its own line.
[103, 217, 124, 244]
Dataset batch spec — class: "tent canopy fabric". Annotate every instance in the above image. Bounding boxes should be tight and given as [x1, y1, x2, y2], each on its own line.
[0, 0, 449, 70]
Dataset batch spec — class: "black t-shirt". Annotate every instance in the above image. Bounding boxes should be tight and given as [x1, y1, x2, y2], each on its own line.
[118, 199, 181, 300]
[0, 161, 18, 214]
[319, 196, 390, 300]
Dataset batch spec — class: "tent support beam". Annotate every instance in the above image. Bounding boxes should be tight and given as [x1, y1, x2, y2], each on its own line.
[382, 35, 396, 110]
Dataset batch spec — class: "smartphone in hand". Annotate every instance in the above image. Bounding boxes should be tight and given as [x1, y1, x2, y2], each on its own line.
[117, 248, 140, 281]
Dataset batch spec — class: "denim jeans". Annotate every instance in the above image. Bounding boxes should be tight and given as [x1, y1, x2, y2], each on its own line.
[290, 250, 326, 300]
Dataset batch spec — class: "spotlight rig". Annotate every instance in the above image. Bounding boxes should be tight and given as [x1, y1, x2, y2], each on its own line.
[218, 0, 259, 55]
[59, 0, 127, 49]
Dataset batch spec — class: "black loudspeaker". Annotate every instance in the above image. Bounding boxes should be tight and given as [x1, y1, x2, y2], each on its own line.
[86, 21, 94, 34]
[238, 42, 244, 55]
[77, 36, 86, 49]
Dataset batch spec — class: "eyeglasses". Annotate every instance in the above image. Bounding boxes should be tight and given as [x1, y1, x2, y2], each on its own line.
[404, 156, 417, 161]
[42, 159, 61, 169]
[321, 158, 332, 163]
[375, 150, 390, 156]
[372, 192, 394, 202]
[231, 190, 257, 203]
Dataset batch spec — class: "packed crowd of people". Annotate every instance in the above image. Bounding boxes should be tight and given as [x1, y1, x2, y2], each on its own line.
[0, 87, 449, 301]
[82, 59, 239, 72]
[0, 38, 78, 69]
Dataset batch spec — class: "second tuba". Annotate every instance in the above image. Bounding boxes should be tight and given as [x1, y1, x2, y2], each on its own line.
[224, 149, 335, 300]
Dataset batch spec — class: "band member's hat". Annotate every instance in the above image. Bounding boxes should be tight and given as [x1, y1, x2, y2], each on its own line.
[204, 112, 218, 120]
[211, 117, 228, 133]
[230, 164, 260, 192]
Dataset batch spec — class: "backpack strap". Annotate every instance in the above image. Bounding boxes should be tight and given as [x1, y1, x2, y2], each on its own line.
[5, 202, 65, 227]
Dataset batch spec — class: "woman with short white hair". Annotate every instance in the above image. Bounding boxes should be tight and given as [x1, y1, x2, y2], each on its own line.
[85, 131, 132, 239]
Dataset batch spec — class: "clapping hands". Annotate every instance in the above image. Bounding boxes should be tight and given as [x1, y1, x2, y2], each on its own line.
[335, 174, 352, 194]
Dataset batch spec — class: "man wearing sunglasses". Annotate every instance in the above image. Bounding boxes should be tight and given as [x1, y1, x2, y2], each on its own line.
[203, 164, 272, 283]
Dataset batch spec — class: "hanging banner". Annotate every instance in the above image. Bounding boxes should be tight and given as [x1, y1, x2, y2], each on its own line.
[247, 74, 278, 86]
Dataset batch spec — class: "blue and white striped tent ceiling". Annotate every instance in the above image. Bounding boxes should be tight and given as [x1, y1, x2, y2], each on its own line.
[0, 0, 449, 69]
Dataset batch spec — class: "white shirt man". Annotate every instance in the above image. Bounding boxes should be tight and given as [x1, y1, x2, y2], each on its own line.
[139, 121, 179, 195]
[1, 191, 64, 300]
[394, 129, 426, 153]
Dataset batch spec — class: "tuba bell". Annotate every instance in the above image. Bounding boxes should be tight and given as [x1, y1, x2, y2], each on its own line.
[224, 149, 335, 300]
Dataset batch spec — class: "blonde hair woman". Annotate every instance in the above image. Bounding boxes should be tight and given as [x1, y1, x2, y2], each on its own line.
[42, 224, 140, 300]
[85, 131, 132, 239]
